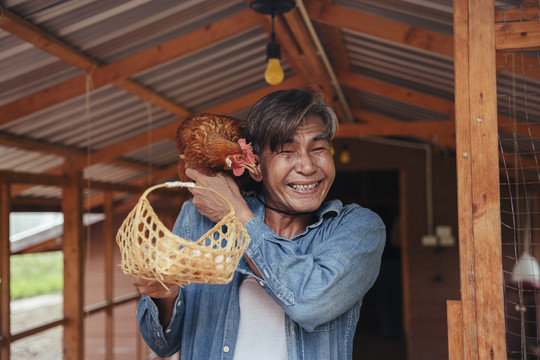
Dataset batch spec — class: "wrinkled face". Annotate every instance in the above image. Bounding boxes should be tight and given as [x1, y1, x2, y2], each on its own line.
[260, 115, 335, 214]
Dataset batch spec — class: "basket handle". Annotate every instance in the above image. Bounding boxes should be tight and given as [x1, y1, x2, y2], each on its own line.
[141, 181, 236, 213]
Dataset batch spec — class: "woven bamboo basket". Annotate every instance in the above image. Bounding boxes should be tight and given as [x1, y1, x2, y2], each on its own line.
[116, 181, 250, 286]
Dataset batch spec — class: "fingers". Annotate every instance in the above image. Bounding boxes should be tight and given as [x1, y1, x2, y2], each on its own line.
[132, 277, 179, 298]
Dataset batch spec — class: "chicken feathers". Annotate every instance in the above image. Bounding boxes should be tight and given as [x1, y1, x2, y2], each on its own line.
[175, 113, 256, 182]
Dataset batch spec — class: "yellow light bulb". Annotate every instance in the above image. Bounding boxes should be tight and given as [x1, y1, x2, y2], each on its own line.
[264, 58, 284, 85]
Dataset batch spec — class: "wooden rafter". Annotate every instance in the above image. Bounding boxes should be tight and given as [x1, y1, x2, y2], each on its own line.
[0, 8, 262, 126]
[306, 0, 454, 58]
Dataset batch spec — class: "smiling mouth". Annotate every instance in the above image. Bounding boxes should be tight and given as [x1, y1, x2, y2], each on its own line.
[290, 181, 320, 191]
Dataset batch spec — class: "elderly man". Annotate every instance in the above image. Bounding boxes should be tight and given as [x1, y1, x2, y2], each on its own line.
[134, 88, 386, 360]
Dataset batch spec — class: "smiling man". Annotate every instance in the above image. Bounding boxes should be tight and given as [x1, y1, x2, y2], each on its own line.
[134, 88, 386, 360]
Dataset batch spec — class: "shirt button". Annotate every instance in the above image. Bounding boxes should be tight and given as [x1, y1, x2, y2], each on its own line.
[223, 346, 230, 353]
[177, 301, 182, 307]
[165, 329, 171, 333]
[258, 281, 265, 287]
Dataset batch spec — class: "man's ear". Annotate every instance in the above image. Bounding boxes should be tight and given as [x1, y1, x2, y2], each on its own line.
[249, 155, 263, 182]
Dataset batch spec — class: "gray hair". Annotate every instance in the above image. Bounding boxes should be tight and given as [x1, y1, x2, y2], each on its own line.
[245, 88, 338, 156]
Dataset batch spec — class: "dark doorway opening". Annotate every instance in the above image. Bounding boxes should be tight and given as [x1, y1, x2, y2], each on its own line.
[327, 170, 406, 359]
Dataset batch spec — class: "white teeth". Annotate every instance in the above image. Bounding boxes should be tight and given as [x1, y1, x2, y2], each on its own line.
[291, 183, 317, 191]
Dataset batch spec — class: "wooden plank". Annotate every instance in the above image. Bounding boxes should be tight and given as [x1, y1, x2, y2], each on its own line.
[453, 0, 507, 359]
[306, 0, 454, 58]
[447, 300, 464, 360]
[62, 165, 85, 360]
[496, 19, 540, 51]
[104, 191, 114, 360]
[495, 8, 540, 22]
[0, 183, 11, 360]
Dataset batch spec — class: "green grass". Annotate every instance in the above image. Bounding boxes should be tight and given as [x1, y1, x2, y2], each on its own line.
[10, 251, 63, 300]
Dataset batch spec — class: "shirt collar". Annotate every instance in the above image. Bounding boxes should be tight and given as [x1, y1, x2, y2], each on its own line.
[246, 193, 343, 228]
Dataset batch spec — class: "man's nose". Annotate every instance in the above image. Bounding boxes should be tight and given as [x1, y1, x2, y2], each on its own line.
[295, 151, 316, 174]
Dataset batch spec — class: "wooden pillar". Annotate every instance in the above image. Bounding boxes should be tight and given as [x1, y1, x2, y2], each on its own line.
[451, 0, 507, 359]
[0, 183, 11, 360]
[62, 166, 85, 360]
[104, 191, 114, 360]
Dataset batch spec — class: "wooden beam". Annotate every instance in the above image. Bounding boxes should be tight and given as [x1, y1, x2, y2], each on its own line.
[207, 75, 307, 114]
[496, 18, 540, 51]
[338, 71, 455, 117]
[495, 8, 540, 22]
[6, 77, 307, 202]
[0, 183, 10, 360]
[0, 6, 97, 71]
[447, 300, 464, 360]
[282, 8, 334, 95]
[337, 120, 455, 138]
[453, 0, 506, 359]
[0, 170, 68, 186]
[319, 23, 363, 112]
[62, 163, 85, 360]
[0, 132, 85, 159]
[104, 191, 114, 360]
[0, 9, 261, 126]
[0, 7, 192, 119]
[88, 76, 308, 167]
[306, 0, 454, 58]
[0, 133, 163, 175]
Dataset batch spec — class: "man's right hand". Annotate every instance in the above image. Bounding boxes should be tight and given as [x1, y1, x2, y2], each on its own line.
[133, 278, 179, 299]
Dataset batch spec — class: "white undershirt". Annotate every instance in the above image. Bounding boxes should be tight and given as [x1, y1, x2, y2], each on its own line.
[233, 277, 288, 360]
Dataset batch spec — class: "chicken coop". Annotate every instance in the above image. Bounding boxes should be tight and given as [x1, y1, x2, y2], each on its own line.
[0, 0, 539, 359]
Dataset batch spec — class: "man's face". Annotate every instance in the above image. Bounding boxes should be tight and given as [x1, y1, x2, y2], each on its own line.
[260, 115, 335, 215]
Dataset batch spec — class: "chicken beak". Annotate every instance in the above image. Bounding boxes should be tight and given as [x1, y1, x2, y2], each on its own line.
[241, 163, 257, 174]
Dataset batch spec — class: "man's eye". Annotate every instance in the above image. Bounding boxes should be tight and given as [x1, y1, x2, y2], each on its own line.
[278, 148, 294, 154]
[312, 147, 328, 152]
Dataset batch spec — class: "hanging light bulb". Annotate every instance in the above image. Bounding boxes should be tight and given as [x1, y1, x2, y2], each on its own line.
[264, 32, 284, 85]
[512, 251, 540, 289]
[249, 0, 295, 86]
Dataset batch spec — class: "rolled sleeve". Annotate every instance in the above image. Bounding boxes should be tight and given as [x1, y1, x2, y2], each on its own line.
[137, 292, 183, 358]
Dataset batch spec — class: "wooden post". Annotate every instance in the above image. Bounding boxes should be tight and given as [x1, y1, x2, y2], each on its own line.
[452, 0, 507, 359]
[447, 300, 464, 360]
[62, 165, 85, 360]
[0, 183, 11, 360]
[104, 191, 114, 360]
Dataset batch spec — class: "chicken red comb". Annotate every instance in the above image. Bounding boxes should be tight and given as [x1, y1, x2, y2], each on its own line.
[238, 138, 255, 163]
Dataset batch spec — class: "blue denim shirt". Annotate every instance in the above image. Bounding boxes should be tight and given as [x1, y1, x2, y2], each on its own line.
[137, 195, 385, 359]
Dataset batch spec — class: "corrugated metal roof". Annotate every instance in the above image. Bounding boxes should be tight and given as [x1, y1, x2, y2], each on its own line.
[0, 0, 538, 207]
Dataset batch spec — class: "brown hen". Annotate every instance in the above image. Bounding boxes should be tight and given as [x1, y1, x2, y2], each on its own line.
[175, 113, 256, 182]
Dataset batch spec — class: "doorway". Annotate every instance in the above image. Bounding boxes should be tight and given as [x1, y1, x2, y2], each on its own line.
[327, 170, 406, 359]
